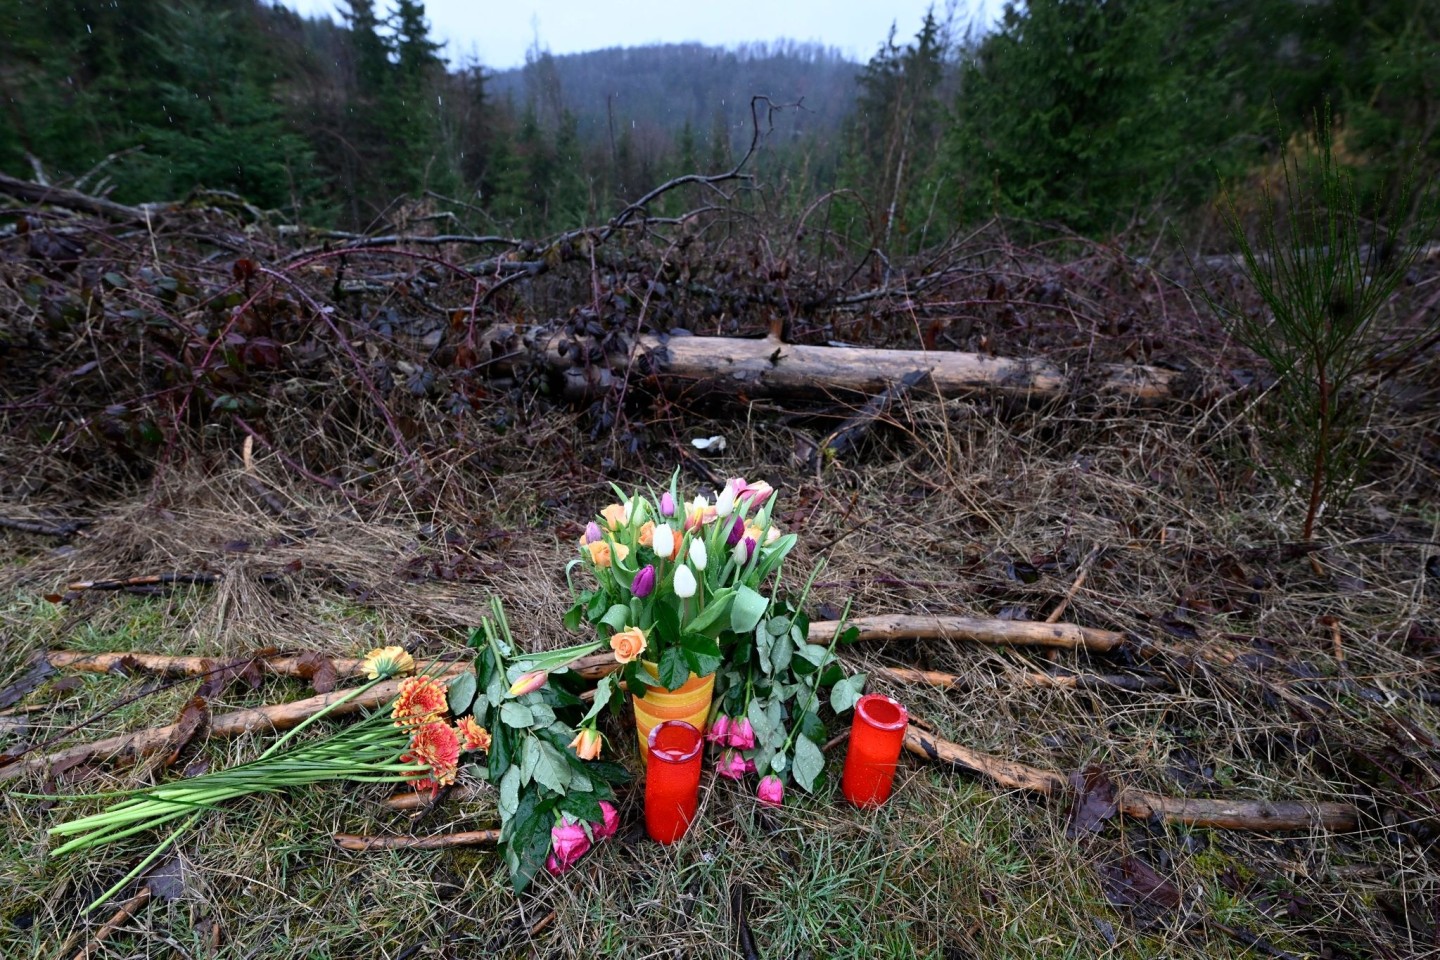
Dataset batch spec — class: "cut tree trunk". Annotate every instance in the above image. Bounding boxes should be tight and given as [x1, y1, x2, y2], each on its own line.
[531, 332, 1186, 403]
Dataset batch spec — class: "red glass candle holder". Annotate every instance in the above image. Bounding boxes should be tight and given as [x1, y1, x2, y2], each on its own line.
[645, 720, 703, 844]
[842, 694, 909, 808]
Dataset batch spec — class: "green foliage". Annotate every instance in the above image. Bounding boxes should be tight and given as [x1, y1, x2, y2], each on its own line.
[1214, 112, 1435, 538]
[947, 0, 1247, 235]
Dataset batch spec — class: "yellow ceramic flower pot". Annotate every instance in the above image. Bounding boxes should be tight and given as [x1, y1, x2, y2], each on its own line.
[632, 660, 715, 759]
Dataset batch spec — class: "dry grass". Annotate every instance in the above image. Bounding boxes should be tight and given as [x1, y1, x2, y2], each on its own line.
[2, 206, 1438, 957]
[2, 378, 1438, 958]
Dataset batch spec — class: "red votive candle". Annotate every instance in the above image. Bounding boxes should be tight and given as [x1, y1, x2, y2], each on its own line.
[842, 694, 909, 808]
[645, 720, 704, 844]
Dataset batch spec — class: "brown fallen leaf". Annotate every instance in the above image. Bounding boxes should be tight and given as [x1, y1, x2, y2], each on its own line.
[293, 652, 337, 694]
[1067, 765, 1119, 837]
[162, 697, 210, 769]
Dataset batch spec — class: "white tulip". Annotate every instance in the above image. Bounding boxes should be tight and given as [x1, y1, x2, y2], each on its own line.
[653, 523, 674, 559]
[673, 564, 697, 598]
[689, 538, 708, 571]
[715, 484, 736, 518]
[732, 539, 749, 566]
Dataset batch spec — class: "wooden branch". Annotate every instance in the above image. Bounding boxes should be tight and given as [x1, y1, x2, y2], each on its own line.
[43, 650, 470, 682]
[0, 171, 165, 223]
[0, 516, 90, 538]
[0, 680, 408, 781]
[875, 665, 1171, 693]
[809, 614, 1125, 652]
[66, 573, 219, 593]
[71, 885, 152, 960]
[903, 725, 1359, 832]
[334, 829, 499, 851]
[382, 782, 486, 812]
[541, 333, 1185, 402]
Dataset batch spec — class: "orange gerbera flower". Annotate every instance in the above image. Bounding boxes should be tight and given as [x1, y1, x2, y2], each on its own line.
[392, 676, 449, 728]
[456, 716, 491, 752]
[405, 720, 461, 795]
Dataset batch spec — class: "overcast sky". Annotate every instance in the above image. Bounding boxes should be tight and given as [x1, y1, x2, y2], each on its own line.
[279, 0, 1003, 70]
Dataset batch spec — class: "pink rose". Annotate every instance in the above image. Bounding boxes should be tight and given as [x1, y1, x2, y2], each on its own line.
[545, 815, 592, 875]
[594, 800, 620, 841]
[706, 714, 733, 745]
[716, 749, 756, 780]
[757, 775, 784, 807]
[727, 717, 756, 751]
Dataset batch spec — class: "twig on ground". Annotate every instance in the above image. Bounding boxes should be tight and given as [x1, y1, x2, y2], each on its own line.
[66, 885, 152, 960]
[333, 829, 499, 851]
[903, 723, 1360, 831]
[66, 573, 219, 593]
[0, 516, 91, 539]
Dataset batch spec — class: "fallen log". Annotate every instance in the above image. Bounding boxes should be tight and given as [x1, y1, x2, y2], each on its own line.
[0, 171, 164, 223]
[334, 829, 499, 851]
[903, 724, 1360, 832]
[43, 649, 470, 681]
[534, 332, 1186, 403]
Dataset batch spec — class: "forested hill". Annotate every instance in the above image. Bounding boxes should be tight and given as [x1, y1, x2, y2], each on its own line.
[486, 43, 860, 151]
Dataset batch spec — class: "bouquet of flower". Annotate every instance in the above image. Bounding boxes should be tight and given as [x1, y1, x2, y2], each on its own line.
[565, 474, 796, 695]
[568, 474, 865, 807]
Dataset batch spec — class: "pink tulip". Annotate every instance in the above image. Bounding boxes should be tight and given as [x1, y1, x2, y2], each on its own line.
[545, 815, 592, 875]
[507, 670, 548, 697]
[594, 800, 620, 840]
[660, 491, 676, 517]
[706, 714, 733, 744]
[727, 717, 756, 750]
[716, 749, 756, 780]
[757, 775, 785, 807]
[735, 480, 774, 509]
[584, 521, 604, 543]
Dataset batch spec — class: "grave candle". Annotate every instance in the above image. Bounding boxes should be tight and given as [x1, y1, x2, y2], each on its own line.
[645, 720, 703, 843]
[841, 694, 908, 808]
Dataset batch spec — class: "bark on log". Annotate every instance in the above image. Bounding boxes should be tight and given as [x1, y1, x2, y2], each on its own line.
[809, 614, 1125, 651]
[540, 332, 1184, 402]
[334, 829, 499, 851]
[903, 725, 1360, 832]
[43, 650, 470, 681]
[875, 665, 1172, 693]
[383, 782, 487, 811]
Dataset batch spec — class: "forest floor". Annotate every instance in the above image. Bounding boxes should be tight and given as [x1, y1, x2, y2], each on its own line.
[1, 194, 1439, 959]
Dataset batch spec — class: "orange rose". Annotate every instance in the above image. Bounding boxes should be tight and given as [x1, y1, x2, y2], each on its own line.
[610, 626, 647, 664]
[637, 521, 655, 547]
[569, 726, 602, 760]
[600, 503, 629, 531]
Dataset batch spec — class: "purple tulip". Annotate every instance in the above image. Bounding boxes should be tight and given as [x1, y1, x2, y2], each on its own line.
[726, 515, 745, 548]
[584, 521, 604, 544]
[631, 564, 657, 599]
[660, 491, 676, 517]
[757, 775, 784, 807]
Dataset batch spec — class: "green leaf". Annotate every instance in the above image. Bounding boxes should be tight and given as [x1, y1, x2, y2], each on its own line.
[792, 734, 825, 793]
[528, 701, 557, 729]
[766, 614, 792, 637]
[746, 697, 775, 743]
[562, 601, 585, 632]
[685, 588, 734, 635]
[501, 701, 535, 728]
[498, 765, 521, 818]
[769, 631, 794, 675]
[797, 708, 826, 744]
[446, 672, 477, 716]
[600, 603, 631, 633]
[658, 644, 690, 690]
[529, 740, 572, 794]
[829, 673, 868, 714]
[730, 585, 769, 634]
